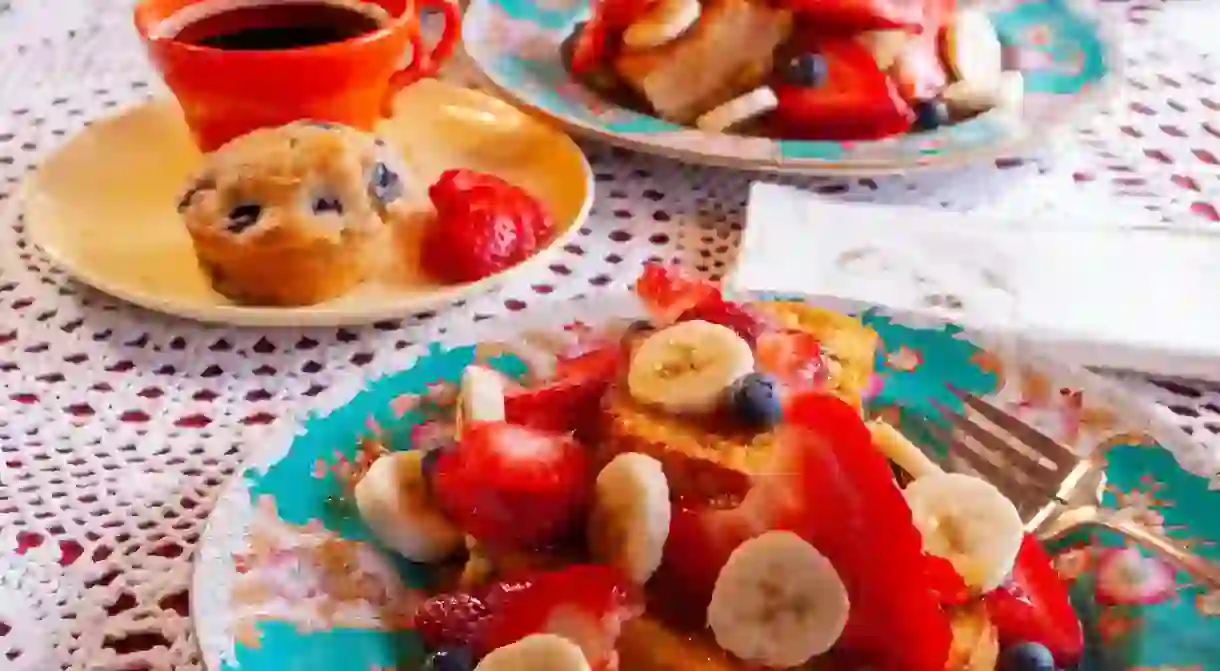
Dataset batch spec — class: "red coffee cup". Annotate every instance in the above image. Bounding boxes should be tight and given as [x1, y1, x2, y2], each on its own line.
[135, 0, 461, 151]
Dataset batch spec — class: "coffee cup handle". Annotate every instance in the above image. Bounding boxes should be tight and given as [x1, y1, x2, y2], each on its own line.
[385, 0, 462, 114]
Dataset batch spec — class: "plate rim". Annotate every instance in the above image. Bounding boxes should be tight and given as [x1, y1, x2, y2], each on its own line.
[20, 80, 595, 328]
[190, 292, 1216, 671]
[461, 0, 1124, 175]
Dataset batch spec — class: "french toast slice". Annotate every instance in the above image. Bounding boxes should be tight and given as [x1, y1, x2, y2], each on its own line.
[599, 302, 879, 501]
[612, 0, 793, 124]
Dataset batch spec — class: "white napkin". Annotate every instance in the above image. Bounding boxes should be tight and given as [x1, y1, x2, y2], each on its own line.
[728, 182, 1220, 381]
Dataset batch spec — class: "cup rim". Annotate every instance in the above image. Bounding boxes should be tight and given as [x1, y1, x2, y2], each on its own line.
[133, 0, 415, 58]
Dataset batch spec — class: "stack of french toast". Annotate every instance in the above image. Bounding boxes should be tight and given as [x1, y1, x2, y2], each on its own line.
[564, 0, 1024, 139]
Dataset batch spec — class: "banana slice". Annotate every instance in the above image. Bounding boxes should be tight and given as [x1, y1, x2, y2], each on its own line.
[943, 8, 1002, 88]
[857, 29, 909, 71]
[474, 634, 592, 671]
[588, 452, 671, 584]
[708, 531, 850, 668]
[866, 419, 944, 480]
[695, 87, 779, 133]
[940, 69, 1025, 118]
[455, 365, 506, 437]
[903, 472, 1023, 592]
[354, 451, 463, 563]
[622, 0, 701, 51]
[627, 320, 755, 414]
[995, 70, 1025, 112]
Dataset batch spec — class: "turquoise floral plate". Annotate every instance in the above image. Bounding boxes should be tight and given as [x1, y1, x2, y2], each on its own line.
[194, 294, 1220, 670]
[462, 0, 1117, 174]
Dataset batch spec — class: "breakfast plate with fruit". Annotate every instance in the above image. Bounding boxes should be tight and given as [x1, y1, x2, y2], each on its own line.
[463, 0, 1116, 173]
[22, 79, 592, 326]
[194, 264, 1220, 671]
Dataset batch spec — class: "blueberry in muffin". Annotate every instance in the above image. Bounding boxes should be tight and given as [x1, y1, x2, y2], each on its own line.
[178, 121, 419, 306]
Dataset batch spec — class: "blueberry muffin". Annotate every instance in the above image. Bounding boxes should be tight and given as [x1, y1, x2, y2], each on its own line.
[178, 121, 418, 306]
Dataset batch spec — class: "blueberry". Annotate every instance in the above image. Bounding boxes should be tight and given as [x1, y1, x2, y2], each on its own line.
[368, 162, 403, 204]
[781, 53, 829, 88]
[998, 642, 1056, 671]
[725, 373, 783, 429]
[226, 203, 262, 233]
[305, 120, 339, 129]
[422, 646, 474, 671]
[913, 99, 950, 132]
[312, 196, 344, 215]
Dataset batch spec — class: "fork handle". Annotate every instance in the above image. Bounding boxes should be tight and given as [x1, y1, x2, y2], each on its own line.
[1104, 517, 1220, 589]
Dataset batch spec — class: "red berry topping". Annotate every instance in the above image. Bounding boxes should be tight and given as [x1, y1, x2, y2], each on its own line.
[985, 534, 1084, 665]
[772, 39, 914, 141]
[431, 422, 590, 550]
[474, 564, 641, 667]
[504, 345, 621, 435]
[595, 0, 657, 27]
[413, 592, 490, 650]
[676, 296, 769, 346]
[924, 554, 971, 607]
[633, 263, 719, 325]
[422, 170, 553, 284]
[756, 329, 827, 392]
[434, 169, 554, 244]
[656, 393, 952, 670]
[778, 393, 952, 670]
[649, 499, 752, 628]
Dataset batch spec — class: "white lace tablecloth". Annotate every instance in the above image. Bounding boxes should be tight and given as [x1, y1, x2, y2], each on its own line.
[1, 1, 1218, 669]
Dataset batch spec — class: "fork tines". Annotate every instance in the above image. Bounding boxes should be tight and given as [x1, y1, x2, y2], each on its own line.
[907, 391, 1082, 522]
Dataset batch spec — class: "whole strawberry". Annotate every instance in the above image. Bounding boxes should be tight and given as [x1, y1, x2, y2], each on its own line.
[422, 170, 554, 284]
[431, 421, 590, 551]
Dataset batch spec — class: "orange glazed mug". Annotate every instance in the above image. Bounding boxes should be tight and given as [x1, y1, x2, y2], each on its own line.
[134, 0, 461, 151]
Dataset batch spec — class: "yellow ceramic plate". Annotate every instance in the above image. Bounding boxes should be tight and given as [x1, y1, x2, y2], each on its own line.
[23, 79, 593, 327]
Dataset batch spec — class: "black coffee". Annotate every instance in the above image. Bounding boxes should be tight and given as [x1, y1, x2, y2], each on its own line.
[172, 2, 385, 50]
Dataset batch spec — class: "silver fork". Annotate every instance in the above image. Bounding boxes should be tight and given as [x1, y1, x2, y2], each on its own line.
[905, 391, 1220, 588]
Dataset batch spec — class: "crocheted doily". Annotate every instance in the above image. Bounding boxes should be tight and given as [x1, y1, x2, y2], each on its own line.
[0, 1, 1217, 669]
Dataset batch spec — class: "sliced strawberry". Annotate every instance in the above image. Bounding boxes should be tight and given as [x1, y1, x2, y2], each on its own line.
[650, 499, 761, 629]
[413, 592, 491, 650]
[772, 38, 915, 141]
[433, 169, 554, 244]
[777, 394, 952, 670]
[985, 534, 1084, 665]
[421, 197, 526, 283]
[633, 263, 719, 325]
[596, 0, 657, 27]
[924, 554, 971, 606]
[504, 345, 621, 435]
[474, 565, 641, 668]
[432, 422, 590, 550]
[656, 393, 952, 670]
[423, 170, 555, 283]
[569, 16, 613, 76]
[755, 329, 827, 392]
[676, 296, 770, 346]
